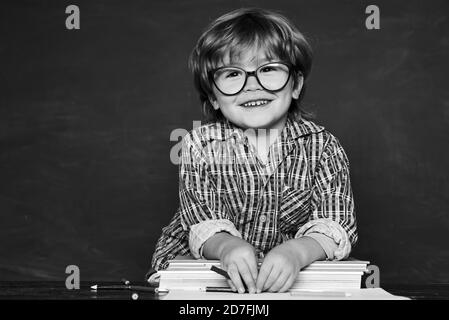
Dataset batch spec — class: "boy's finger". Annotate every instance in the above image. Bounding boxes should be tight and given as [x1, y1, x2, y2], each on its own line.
[267, 271, 289, 292]
[227, 264, 246, 294]
[256, 262, 273, 293]
[227, 280, 237, 292]
[263, 266, 280, 291]
[246, 256, 259, 283]
[278, 274, 296, 293]
[238, 261, 257, 294]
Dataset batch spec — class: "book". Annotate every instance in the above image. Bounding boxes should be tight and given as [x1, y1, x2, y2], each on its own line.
[155, 259, 369, 292]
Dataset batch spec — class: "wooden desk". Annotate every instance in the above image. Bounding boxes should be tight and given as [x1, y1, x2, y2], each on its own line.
[0, 281, 162, 300]
[0, 282, 448, 300]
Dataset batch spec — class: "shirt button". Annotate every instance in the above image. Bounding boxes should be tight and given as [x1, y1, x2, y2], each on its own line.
[260, 215, 267, 223]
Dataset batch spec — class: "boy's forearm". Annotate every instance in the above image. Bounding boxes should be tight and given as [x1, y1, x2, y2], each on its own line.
[202, 232, 236, 260]
[285, 236, 327, 268]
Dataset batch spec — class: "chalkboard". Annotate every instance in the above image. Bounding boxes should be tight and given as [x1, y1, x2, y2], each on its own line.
[0, 0, 448, 284]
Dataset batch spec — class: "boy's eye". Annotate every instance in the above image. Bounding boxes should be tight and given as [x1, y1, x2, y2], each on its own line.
[260, 66, 276, 73]
[224, 70, 242, 78]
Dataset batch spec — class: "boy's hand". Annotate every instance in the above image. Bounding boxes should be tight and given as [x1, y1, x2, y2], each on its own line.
[256, 241, 303, 293]
[219, 237, 258, 294]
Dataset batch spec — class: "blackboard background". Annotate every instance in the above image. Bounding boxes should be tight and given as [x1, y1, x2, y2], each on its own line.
[1, 0, 448, 285]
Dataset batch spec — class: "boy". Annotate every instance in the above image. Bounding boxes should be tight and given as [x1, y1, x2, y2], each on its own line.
[150, 8, 357, 294]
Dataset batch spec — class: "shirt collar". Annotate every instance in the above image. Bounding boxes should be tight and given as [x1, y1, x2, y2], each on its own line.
[287, 115, 325, 139]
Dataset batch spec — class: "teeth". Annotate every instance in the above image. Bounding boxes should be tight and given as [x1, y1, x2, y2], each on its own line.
[242, 100, 269, 107]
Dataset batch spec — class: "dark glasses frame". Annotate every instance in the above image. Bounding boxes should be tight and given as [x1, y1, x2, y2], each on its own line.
[210, 61, 295, 96]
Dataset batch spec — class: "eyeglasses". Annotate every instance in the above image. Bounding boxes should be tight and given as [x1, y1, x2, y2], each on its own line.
[211, 62, 293, 96]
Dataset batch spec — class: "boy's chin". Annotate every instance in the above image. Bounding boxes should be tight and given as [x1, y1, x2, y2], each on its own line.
[232, 115, 283, 130]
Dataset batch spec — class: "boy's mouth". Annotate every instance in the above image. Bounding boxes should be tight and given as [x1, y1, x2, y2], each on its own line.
[240, 99, 272, 107]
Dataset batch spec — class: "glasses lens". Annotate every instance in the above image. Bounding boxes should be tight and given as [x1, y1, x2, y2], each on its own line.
[213, 68, 246, 95]
[257, 63, 290, 91]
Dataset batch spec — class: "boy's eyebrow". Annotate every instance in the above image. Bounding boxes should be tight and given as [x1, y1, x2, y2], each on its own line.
[223, 57, 275, 68]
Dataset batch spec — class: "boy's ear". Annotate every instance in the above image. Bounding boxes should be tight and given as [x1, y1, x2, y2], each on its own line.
[209, 97, 220, 110]
[292, 75, 304, 100]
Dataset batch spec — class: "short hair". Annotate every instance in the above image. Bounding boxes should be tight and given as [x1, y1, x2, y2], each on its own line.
[188, 8, 314, 122]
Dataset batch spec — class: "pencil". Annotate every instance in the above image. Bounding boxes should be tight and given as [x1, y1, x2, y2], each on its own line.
[210, 265, 231, 280]
[90, 284, 161, 293]
[210, 265, 248, 292]
[205, 286, 234, 293]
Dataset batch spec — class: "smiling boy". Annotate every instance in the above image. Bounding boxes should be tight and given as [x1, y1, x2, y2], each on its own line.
[151, 8, 358, 294]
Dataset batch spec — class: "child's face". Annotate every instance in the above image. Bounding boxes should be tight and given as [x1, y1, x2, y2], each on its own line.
[210, 48, 303, 130]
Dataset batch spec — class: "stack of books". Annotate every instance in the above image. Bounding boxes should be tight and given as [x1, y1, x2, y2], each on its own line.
[156, 259, 369, 292]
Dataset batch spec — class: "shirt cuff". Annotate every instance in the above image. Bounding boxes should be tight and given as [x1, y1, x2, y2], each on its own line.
[303, 232, 339, 260]
[294, 218, 351, 260]
[189, 219, 242, 259]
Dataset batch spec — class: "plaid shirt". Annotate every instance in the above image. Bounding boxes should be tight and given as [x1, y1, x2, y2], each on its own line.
[151, 115, 358, 271]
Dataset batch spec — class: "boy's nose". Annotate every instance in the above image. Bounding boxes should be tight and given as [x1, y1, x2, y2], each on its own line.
[243, 74, 263, 91]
